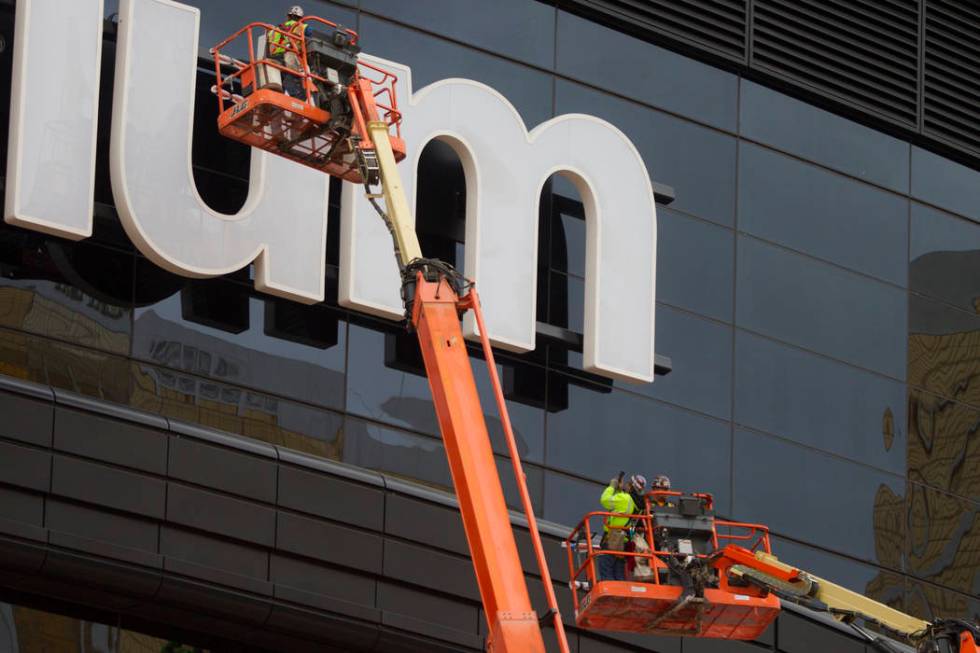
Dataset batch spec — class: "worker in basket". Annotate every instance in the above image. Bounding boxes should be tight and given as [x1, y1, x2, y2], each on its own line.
[597, 472, 641, 580]
[268, 5, 313, 99]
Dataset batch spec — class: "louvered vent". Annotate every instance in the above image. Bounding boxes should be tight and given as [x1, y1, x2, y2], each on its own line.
[571, 0, 747, 62]
[923, 1, 980, 153]
[752, 0, 920, 127]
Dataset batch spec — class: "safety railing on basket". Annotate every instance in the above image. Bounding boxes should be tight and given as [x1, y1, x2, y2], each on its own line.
[211, 17, 360, 112]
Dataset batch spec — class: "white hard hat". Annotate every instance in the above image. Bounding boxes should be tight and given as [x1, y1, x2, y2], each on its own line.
[629, 474, 647, 492]
[288, 5, 304, 17]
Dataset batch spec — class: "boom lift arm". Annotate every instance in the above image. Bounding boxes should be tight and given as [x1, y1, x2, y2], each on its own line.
[724, 546, 979, 653]
[211, 18, 569, 653]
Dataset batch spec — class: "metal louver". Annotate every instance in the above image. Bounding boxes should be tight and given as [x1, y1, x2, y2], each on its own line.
[752, 0, 920, 127]
[923, 0, 980, 153]
[567, 0, 747, 62]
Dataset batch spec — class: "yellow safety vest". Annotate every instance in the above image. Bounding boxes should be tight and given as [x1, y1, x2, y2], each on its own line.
[268, 20, 304, 56]
[600, 485, 637, 533]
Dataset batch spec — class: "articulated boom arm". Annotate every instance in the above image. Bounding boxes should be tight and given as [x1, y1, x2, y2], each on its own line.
[722, 546, 978, 653]
[348, 72, 569, 653]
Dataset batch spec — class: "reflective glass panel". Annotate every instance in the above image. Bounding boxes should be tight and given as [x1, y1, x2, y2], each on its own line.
[343, 417, 543, 512]
[733, 428, 905, 564]
[555, 80, 737, 225]
[359, 15, 554, 129]
[546, 378, 732, 514]
[771, 536, 906, 601]
[542, 469, 606, 530]
[0, 230, 133, 356]
[907, 389, 980, 503]
[131, 264, 347, 412]
[556, 11, 738, 131]
[618, 305, 733, 420]
[735, 331, 907, 475]
[912, 146, 980, 225]
[906, 577, 980, 623]
[908, 293, 980, 410]
[740, 81, 909, 193]
[736, 236, 907, 380]
[910, 202, 980, 315]
[345, 322, 545, 463]
[361, 0, 556, 69]
[739, 143, 908, 286]
[656, 208, 734, 322]
[132, 360, 345, 459]
[906, 483, 980, 598]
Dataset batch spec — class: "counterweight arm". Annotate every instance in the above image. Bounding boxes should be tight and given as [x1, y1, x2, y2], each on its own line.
[723, 546, 978, 653]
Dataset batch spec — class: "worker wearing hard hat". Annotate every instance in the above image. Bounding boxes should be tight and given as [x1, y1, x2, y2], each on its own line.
[268, 5, 313, 98]
[649, 474, 673, 507]
[597, 472, 643, 580]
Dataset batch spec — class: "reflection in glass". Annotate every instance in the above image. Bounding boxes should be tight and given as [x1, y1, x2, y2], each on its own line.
[735, 331, 907, 475]
[343, 417, 543, 512]
[771, 537, 904, 610]
[912, 146, 980, 225]
[908, 390, 980, 502]
[733, 428, 904, 565]
[907, 578, 980, 624]
[906, 483, 980, 599]
[909, 294, 980, 410]
[910, 202, 980, 316]
[346, 323, 545, 463]
[132, 268, 346, 411]
[131, 360, 344, 460]
[0, 229, 133, 355]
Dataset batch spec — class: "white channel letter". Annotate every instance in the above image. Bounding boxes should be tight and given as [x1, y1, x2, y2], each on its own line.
[341, 58, 657, 383]
[5, 0, 103, 238]
[111, 0, 329, 304]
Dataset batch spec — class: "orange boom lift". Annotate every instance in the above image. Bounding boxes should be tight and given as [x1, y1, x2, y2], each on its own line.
[211, 16, 978, 653]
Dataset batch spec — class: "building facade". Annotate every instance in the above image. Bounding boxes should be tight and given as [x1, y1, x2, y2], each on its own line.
[0, 0, 977, 651]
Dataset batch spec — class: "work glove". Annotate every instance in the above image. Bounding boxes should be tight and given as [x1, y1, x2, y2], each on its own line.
[609, 477, 621, 491]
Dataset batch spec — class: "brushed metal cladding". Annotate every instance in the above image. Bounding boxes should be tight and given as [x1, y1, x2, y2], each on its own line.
[0, 378, 894, 652]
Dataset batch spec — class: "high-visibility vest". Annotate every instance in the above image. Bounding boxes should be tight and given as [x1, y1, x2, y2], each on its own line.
[600, 485, 637, 533]
[268, 20, 304, 56]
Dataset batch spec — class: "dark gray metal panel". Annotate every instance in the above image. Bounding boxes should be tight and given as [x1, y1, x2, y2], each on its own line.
[38, 548, 163, 604]
[278, 462, 384, 531]
[0, 439, 50, 491]
[377, 581, 482, 649]
[777, 612, 865, 653]
[683, 636, 771, 652]
[270, 553, 380, 621]
[0, 486, 43, 529]
[154, 575, 272, 625]
[53, 388, 169, 430]
[51, 455, 166, 518]
[160, 526, 272, 596]
[0, 391, 53, 446]
[46, 499, 161, 568]
[166, 482, 275, 547]
[170, 420, 278, 458]
[384, 493, 468, 556]
[53, 406, 168, 474]
[0, 533, 46, 574]
[0, 375, 54, 401]
[514, 527, 570, 584]
[382, 539, 479, 602]
[275, 510, 382, 574]
[168, 436, 276, 503]
[277, 447, 384, 486]
[266, 604, 381, 652]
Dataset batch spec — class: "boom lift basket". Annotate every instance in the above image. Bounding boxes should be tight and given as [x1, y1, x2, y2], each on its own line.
[210, 18, 405, 183]
[565, 491, 780, 639]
